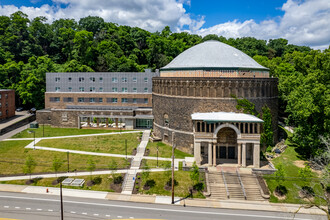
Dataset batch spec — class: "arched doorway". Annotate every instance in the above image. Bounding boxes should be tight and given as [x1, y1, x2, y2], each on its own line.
[216, 127, 237, 164]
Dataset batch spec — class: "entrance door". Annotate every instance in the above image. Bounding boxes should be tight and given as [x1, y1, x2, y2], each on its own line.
[220, 146, 226, 158]
[228, 146, 235, 159]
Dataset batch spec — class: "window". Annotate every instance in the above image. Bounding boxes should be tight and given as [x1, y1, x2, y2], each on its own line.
[164, 114, 169, 126]
[68, 87, 72, 92]
[63, 97, 73, 102]
[144, 88, 148, 93]
[99, 87, 103, 92]
[144, 98, 148, 104]
[5, 110, 8, 115]
[79, 87, 84, 92]
[99, 77, 103, 82]
[55, 87, 60, 92]
[0, 94, 1, 99]
[0, 111, 2, 116]
[90, 87, 95, 92]
[55, 77, 60, 82]
[133, 88, 137, 93]
[133, 77, 137, 82]
[78, 97, 84, 103]
[79, 77, 84, 82]
[90, 77, 95, 82]
[5, 102, 8, 107]
[122, 77, 128, 83]
[144, 77, 148, 83]
[5, 94, 8, 99]
[50, 97, 60, 102]
[133, 98, 137, 104]
[0, 102, 1, 107]
[122, 88, 128, 92]
[112, 87, 118, 92]
[99, 98, 103, 103]
[89, 98, 95, 103]
[112, 77, 118, 83]
[122, 98, 128, 103]
[68, 77, 72, 82]
[112, 98, 118, 103]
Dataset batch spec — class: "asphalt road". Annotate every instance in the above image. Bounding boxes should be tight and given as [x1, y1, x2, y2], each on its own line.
[0, 192, 326, 220]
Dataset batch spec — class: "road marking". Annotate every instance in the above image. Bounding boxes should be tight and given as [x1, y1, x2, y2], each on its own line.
[14, 207, 20, 209]
[4, 206, 9, 208]
[93, 214, 99, 216]
[129, 217, 134, 219]
[117, 216, 122, 219]
[48, 209, 53, 212]
[26, 208, 31, 210]
[70, 211, 76, 214]
[82, 213, 87, 215]
[0, 195, 312, 220]
[37, 208, 42, 211]
[105, 215, 111, 217]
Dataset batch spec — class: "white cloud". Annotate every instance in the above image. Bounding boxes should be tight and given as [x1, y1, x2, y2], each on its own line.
[196, 0, 330, 49]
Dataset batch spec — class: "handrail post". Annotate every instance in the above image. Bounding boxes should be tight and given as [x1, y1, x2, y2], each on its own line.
[220, 167, 230, 199]
[236, 168, 247, 200]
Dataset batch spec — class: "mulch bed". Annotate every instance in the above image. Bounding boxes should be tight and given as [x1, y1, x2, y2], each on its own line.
[143, 149, 150, 156]
[257, 175, 270, 195]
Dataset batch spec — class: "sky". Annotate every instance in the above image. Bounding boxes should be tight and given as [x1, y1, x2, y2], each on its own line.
[0, 0, 329, 49]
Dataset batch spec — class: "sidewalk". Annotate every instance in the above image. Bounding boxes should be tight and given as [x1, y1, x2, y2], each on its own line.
[0, 184, 325, 216]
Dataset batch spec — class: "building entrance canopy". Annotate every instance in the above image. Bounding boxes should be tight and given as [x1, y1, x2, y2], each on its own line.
[191, 112, 263, 123]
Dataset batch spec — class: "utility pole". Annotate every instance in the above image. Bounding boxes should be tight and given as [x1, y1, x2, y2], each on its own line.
[171, 133, 175, 204]
[67, 151, 69, 172]
[60, 182, 64, 220]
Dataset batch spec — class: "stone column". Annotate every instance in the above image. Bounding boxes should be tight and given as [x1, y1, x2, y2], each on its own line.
[238, 143, 242, 166]
[208, 142, 212, 166]
[213, 143, 216, 166]
[242, 143, 246, 167]
[194, 142, 201, 165]
[253, 143, 260, 168]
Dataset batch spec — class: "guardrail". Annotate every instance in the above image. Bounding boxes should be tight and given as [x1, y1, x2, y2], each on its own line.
[236, 168, 247, 200]
[220, 166, 230, 199]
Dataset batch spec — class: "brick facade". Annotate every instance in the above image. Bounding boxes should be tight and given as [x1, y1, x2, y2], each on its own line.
[0, 89, 15, 121]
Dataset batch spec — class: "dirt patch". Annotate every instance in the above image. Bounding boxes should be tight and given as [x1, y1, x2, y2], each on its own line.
[110, 183, 122, 193]
[294, 160, 306, 168]
[144, 149, 150, 156]
[273, 192, 286, 200]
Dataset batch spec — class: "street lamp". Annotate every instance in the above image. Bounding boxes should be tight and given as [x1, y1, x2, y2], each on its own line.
[59, 182, 64, 220]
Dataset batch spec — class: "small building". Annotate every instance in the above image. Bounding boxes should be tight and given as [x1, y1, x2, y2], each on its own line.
[37, 70, 158, 129]
[0, 89, 15, 121]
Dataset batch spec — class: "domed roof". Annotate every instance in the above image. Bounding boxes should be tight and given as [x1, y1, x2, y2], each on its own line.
[161, 40, 267, 71]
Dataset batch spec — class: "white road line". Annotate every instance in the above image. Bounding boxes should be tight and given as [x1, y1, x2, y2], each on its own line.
[82, 212, 87, 215]
[129, 217, 134, 219]
[70, 211, 76, 214]
[26, 208, 31, 210]
[37, 208, 42, 211]
[15, 207, 20, 209]
[117, 216, 122, 219]
[93, 213, 99, 216]
[48, 209, 53, 212]
[105, 214, 111, 217]
[4, 206, 9, 208]
[0, 195, 312, 220]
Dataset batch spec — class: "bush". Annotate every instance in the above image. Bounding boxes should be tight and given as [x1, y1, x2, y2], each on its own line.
[275, 185, 287, 196]
[145, 179, 156, 188]
[113, 175, 123, 184]
[301, 186, 314, 197]
[93, 176, 102, 185]
[193, 182, 205, 192]
[166, 178, 178, 187]
[266, 145, 273, 152]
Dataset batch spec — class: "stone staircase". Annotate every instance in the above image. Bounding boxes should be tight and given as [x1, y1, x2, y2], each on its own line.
[121, 172, 136, 194]
[208, 167, 265, 201]
[208, 172, 227, 200]
[240, 173, 265, 201]
[223, 172, 245, 200]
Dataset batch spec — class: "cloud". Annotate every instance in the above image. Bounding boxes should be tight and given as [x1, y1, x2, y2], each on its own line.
[196, 0, 330, 49]
[0, 0, 193, 32]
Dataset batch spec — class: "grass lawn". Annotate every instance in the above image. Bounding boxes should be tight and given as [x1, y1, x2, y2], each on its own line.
[140, 159, 171, 169]
[146, 142, 193, 159]
[0, 174, 121, 192]
[12, 125, 127, 138]
[263, 127, 323, 204]
[135, 170, 205, 198]
[37, 133, 140, 155]
[0, 140, 129, 175]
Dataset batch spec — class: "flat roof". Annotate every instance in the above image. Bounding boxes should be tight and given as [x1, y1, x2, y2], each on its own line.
[191, 112, 263, 123]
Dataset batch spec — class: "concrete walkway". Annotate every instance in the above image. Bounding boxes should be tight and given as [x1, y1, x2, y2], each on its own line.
[0, 184, 326, 216]
[121, 130, 151, 195]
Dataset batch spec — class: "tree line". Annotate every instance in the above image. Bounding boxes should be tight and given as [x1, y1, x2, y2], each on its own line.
[0, 11, 329, 157]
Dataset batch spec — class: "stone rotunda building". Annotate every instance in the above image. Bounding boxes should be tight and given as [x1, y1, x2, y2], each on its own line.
[152, 40, 278, 168]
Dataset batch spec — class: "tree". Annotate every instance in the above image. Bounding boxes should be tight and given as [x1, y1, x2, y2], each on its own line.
[260, 105, 274, 147]
[87, 159, 96, 179]
[141, 164, 150, 186]
[274, 163, 287, 196]
[52, 155, 63, 177]
[23, 155, 37, 179]
[78, 16, 105, 35]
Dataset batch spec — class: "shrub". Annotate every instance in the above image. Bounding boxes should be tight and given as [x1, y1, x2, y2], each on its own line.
[275, 185, 287, 196]
[93, 176, 102, 185]
[113, 175, 123, 184]
[145, 179, 156, 188]
[166, 178, 178, 187]
[266, 145, 273, 152]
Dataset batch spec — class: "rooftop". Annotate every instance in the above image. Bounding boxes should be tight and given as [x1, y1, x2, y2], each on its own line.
[191, 112, 264, 123]
[161, 40, 268, 71]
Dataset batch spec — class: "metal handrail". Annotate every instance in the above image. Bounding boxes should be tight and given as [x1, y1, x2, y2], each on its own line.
[220, 166, 230, 199]
[236, 168, 247, 200]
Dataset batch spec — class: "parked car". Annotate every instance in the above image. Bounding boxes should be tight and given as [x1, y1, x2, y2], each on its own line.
[29, 108, 36, 114]
[16, 107, 23, 112]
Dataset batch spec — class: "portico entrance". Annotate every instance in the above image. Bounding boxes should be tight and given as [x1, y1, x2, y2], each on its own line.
[192, 112, 263, 168]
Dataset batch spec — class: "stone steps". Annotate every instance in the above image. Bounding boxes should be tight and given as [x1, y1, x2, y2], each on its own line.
[208, 172, 227, 200]
[240, 174, 265, 201]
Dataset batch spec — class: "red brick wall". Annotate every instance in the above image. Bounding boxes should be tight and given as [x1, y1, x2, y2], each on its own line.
[0, 90, 15, 120]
